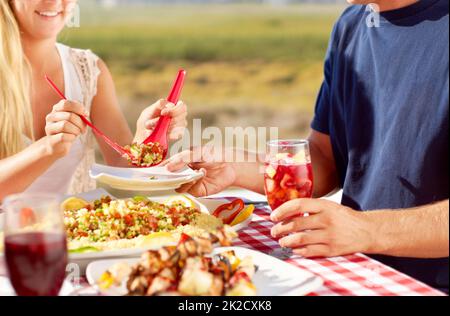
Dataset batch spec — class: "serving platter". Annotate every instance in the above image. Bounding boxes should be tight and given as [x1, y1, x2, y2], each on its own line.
[86, 246, 324, 296]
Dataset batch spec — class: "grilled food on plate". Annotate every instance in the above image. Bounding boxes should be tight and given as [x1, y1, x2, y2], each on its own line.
[98, 232, 257, 296]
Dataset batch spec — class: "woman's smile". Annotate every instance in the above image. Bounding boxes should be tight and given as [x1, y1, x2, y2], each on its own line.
[34, 9, 64, 20]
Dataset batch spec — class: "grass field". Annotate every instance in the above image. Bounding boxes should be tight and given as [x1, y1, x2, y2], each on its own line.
[59, 3, 346, 140]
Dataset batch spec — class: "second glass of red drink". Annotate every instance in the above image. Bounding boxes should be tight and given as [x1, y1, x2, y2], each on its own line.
[3, 193, 68, 296]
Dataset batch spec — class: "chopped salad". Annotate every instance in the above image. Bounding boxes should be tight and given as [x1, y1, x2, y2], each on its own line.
[123, 142, 164, 167]
[64, 196, 201, 243]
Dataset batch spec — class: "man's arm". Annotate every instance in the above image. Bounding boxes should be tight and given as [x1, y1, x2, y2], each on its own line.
[165, 129, 340, 198]
[308, 130, 339, 198]
[365, 200, 449, 258]
[232, 130, 339, 196]
[270, 198, 449, 259]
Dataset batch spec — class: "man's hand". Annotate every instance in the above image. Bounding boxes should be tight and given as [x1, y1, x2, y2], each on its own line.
[162, 146, 238, 197]
[270, 199, 373, 258]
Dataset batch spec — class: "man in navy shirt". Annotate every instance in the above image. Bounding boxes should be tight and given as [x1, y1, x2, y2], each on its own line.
[165, 0, 449, 292]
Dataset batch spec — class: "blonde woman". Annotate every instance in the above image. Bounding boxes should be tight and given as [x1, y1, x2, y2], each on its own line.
[0, 0, 188, 201]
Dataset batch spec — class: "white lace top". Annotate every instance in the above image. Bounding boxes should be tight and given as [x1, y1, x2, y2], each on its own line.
[24, 43, 99, 195]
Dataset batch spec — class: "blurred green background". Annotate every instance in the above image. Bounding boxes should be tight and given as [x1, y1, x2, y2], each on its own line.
[59, 1, 347, 146]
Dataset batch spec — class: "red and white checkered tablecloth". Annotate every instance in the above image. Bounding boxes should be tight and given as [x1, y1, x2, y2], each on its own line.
[0, 203, 445, 296]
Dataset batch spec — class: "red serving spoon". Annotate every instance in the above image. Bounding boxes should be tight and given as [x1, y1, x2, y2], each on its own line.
[143, 69, 187, 162]
[45, 75, 135, 162]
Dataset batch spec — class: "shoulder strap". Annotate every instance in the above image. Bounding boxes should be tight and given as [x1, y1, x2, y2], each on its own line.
[65, 47, 100, 195]
[68, 48, 101, 112]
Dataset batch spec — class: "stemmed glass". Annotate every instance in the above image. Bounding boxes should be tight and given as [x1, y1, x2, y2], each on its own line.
[3, 193, 68, 296]
[264, 140, 314, 258]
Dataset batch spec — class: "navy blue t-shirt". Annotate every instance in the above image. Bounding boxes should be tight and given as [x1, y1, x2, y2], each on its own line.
[311, 0, 449, 292]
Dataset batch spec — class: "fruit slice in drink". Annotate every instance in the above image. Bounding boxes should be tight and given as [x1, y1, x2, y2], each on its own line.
[264, 161, 313, 210]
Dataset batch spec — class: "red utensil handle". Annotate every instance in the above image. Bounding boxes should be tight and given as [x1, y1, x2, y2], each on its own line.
[79, 116, 128, 155]
[44, 76, 128, 156]
[45, 75, 66, 100]
[167, 69, 187, 104]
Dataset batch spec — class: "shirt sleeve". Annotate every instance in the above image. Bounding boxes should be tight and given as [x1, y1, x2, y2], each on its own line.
[310, 24, 339, 135]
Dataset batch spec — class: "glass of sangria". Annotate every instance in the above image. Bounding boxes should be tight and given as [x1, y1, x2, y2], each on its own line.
[264, 140, 313, 211]
[3, 193, 68, 296]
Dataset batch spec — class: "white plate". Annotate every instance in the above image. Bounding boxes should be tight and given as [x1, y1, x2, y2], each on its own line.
[86, 246, 323, 296]
[66, 190, 252, 273]
[0, 276, 75, 296]
[89, 163, 204, 191]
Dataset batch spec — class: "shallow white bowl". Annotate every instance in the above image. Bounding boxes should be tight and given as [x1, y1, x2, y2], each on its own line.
[89, 163, 204, 191]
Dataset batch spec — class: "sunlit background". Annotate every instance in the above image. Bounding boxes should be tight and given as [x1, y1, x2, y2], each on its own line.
[60, 0, 348, 154]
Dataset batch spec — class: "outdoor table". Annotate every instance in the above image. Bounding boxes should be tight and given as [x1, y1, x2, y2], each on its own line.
[0, 189, 445, 296]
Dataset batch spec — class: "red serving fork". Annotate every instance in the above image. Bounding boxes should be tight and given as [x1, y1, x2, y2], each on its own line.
[45, 75, 135, 162]
[142, 69, 187, 162]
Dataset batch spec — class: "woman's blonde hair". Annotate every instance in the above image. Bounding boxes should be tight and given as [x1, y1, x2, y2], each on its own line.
[0, 0, 33, 159]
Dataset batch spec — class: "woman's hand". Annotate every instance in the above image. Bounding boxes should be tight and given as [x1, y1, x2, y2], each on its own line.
[134, 99, 187, 144]
[270, 199, 373, 258]
[44, 100, 87, 158]
[162, 146, 238, 197]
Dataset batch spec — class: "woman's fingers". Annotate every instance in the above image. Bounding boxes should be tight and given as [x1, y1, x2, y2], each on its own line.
[145, 119, 187, 140]
[161, 101, 187, 118]
[45, 120, 84, 137]
[144, 118, 159, 130]
[46, 111, 86, 134]
[142, 101, 187, 141]
[47, 100, 88, 136]
[43, 100, 87, 158]
[169, 113, 188, 128]
[144, 115, 187, 130]
[51, 132, 77, 144]
[139, 99, 165, 120]
[142, 100, 186, 122]
[53, 100, 87, 117]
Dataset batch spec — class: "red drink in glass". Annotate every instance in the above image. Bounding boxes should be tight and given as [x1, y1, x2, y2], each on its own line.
[264, 140, 314, 210]
[5, 232, 67, 296]
[265, 161, 313, 210]
[3, 193, 68, 296]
